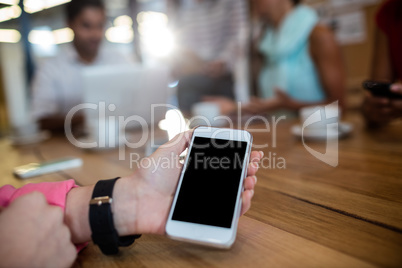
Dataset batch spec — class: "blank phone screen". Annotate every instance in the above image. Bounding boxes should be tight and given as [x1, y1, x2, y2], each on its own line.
[172, 137, 248, 228]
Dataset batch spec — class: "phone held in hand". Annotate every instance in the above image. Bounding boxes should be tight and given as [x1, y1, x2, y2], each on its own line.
[362, 80, 402, 99]
[166, 126, 253, 249]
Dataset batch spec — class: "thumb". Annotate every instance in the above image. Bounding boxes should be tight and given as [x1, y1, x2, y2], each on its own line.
[159, 129, 194, 156]
[390, 83, 402, 94]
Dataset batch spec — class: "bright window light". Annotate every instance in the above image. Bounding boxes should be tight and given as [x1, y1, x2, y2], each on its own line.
[158, 109, 189, 140]
[0, 0, 70, 22]
[0, 0, 19, 5]
[53, 27, 74, 44]
[29, 27, 56, 57]
[28, 29, 55, 45]
[105, 25, 134, 44]
[28, 27, 74, 45]
[141, 28, 174, 57]
[24, 0, 71, 14]
[0, 29, 21, 43]
[24, 0, 43, 13]
[137, 11, 175, 58]
[114, 15, 133, 27]
[137, 11, 168, 26]
[0, 5, 21, 23]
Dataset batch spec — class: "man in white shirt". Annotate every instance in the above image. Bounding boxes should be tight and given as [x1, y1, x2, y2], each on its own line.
[31, 0, 128, 131]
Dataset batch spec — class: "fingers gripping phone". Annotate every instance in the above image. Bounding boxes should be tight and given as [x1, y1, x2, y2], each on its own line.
[166, 126, 253, 248]
[362, 80, 402, 99]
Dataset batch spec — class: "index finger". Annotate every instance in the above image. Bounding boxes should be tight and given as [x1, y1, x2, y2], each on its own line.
[250, 151, 263, 163]
[390, 83, 402, 94]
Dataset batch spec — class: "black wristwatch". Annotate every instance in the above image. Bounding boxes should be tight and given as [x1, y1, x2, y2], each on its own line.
[89, 178, 141, 255]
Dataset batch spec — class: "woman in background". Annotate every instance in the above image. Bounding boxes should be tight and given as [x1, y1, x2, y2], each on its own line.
[210, 0, 345, 115]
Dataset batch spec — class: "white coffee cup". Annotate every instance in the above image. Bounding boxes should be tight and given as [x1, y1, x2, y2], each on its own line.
[190, 102, 225, 127]
[299, 103, 340, 134]
[12, 121, 39, 138]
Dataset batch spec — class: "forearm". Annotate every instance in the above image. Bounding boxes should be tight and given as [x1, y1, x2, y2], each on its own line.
[64, 185, 93, 244]
[261, 98, 328, 112]
[64, 176, 141, 244]
[283, 99, 328, 111]
[294, 94, 344, 111]
[309, 25, 346, 111]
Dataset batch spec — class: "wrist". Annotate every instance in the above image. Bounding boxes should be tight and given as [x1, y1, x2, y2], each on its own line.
[282, 98, 299, 110]
[111, 175, 140, 236]
[65, 186, 94, 244]
[261, 98, 280, 112]
[64, 177, 143, 245]
[88, 178, 140, 255]
[110, 171, 168, 236]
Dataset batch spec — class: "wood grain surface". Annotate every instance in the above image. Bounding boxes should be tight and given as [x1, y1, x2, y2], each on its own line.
[1, 112, 401, 267]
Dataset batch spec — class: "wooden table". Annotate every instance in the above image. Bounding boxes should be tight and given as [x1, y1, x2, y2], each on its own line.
[1, 112, 402, 267]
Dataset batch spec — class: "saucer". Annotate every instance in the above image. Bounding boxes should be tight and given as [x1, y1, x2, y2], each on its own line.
[291, 122, 353, 141]
[9, 131, 50, 146]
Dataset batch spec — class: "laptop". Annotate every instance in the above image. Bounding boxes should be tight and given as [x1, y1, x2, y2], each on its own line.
[82, 64, 169, 130]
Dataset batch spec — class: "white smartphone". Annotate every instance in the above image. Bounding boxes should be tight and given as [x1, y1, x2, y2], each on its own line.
[166, 126, 253, 248]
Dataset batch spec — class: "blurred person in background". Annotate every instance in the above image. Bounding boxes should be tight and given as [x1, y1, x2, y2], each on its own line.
[31, 0, 129, 132]
[209, 0, 345, 116]
[363, 0, 402, 127]
[168, 0, 249, 113]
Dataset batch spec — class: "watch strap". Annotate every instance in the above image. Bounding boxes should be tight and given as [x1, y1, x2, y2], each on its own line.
[89, 178, 140, 255]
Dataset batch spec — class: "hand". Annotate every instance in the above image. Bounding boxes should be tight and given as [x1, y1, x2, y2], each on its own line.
[363, 83, 402, 126]
[202, 96, 237, 115]
[390, 83, 402, 114]
[241, 97, 276, 114]
[274, 89, 296, 109]
[0, 192, 77, 268]
[241, 89, 296, 114]
[113, 130, 262, 236]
